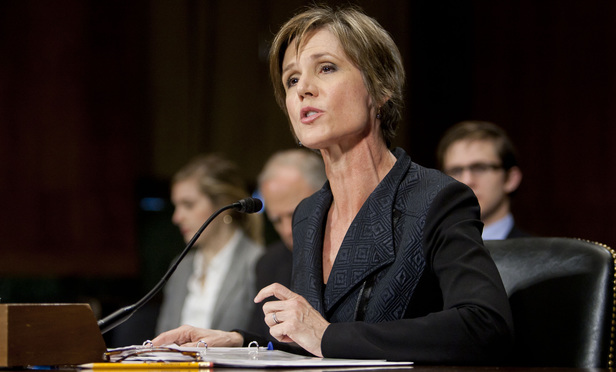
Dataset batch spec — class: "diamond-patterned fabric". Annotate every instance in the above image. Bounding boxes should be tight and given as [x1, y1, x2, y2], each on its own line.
[292, 148, 449, 323]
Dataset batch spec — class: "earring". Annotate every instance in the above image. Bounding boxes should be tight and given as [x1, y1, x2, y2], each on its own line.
[376, 108, 382, 119]
[223, 215, 233, 225]
[298, 141, 303, 147]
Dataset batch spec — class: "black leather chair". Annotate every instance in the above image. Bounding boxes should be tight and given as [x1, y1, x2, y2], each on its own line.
[484, 237, 615, 368]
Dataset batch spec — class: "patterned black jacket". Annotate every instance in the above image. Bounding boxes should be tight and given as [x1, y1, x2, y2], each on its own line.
[292, 148, 514, 365]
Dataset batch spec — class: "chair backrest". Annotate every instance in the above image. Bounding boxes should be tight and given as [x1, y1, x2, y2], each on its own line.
[484, 237, 615, 368]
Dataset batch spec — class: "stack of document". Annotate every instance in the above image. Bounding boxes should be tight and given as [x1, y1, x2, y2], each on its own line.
[80, 344, 414, 369]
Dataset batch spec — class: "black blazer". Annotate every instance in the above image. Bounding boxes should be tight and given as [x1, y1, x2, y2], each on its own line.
[246, 240, 293, 338]
[507, 225, 531, 238]
[291, 148, 513, 365]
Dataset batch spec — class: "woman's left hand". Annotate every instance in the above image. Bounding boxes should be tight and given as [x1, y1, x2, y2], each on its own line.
[255, 283, 330, 357]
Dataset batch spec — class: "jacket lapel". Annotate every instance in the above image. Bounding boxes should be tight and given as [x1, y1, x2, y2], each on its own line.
[291, 186, 332, 316]
[323, 149, 411, 314]
[210, 235, 249, 329]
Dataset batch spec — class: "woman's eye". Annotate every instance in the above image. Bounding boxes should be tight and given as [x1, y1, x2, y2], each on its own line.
[321, 64, 336, 73]
[286, 76, 299, 88]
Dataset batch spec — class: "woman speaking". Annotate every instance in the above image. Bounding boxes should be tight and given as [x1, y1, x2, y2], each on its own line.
[153, 5, 513, 365]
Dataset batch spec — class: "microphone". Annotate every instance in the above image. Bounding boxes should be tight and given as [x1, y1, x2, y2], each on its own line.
[97, 197, 263, 334]
[232, 197, 263, 213]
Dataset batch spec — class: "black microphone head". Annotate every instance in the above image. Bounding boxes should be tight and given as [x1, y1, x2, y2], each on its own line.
[234, 197, 263, 213]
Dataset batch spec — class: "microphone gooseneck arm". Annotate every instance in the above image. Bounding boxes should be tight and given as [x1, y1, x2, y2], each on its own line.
[97, 197, 262, 334]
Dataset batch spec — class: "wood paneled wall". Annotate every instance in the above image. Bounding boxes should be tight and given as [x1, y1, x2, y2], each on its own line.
[0, 0, 147, 277]
[1, 0, 614, 291]
[469, 1, 616, 243]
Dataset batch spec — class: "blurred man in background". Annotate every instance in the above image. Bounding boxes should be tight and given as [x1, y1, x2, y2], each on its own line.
[247, 149, 326, 336]
[437, 121, 528, 240]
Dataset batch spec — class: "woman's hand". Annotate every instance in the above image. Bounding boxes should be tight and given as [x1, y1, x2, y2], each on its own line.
[151, 325, 244, 347]
[255, 283, 330, 357]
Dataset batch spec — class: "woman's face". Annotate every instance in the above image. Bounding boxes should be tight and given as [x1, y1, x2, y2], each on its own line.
[171, 178, 217, 244]
[281, 28, 376, 151]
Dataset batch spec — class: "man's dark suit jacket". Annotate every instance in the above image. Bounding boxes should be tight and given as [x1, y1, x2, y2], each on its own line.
[291, 148, 514, 365]
[507, 225, 530, 238]
[246, 240, 292, 338]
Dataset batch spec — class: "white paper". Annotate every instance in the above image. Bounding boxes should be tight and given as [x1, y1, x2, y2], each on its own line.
[106, 345, 414, 368]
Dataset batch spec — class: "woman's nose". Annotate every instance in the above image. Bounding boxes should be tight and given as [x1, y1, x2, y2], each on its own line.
[297, 75, 316, 99]
[171, 209, 182, 225]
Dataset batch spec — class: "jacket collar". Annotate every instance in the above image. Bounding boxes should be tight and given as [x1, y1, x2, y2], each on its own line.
[306, 148, 413, 313]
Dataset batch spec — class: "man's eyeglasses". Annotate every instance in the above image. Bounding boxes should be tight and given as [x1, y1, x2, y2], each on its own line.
[444, 163, 503, 178]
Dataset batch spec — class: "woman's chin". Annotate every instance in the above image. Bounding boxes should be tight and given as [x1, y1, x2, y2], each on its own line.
[298, 137, 328, 150]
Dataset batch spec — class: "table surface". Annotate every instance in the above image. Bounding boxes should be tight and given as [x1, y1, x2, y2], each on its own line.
[0, 365, 609, 372]
[203, 368, 603, 372]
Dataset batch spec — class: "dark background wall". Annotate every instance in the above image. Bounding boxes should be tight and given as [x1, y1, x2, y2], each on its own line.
[1, 0, 614, 344]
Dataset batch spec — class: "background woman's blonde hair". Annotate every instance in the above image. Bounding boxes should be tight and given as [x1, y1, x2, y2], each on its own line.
[172, 153, 263, 244]
[268, 4, 405, 148]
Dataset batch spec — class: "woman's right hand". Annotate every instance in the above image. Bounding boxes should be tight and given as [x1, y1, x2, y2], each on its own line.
[255, 283, 330, 357]
[151, 325, 244, 347]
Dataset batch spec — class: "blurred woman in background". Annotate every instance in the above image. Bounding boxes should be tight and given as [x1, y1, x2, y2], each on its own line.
[156, 153, 263, 334]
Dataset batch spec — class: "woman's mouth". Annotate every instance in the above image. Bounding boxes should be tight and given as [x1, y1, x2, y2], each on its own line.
[300, 107, 323, 124]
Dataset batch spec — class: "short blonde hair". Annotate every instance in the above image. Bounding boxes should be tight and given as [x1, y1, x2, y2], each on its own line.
[269, 5, 405, 147]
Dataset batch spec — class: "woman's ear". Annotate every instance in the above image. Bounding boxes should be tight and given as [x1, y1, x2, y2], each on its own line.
[375, 97, 391, 119]
[379, 97, 391, 109]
